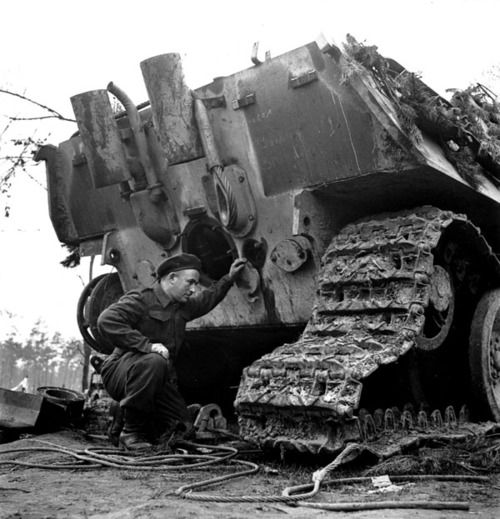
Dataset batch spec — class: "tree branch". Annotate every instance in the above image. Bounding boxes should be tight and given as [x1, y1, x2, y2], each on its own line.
[24, 170, 47, 190]
[0, 88, 76, 123]
[0, 141, 30, 189]
[0, 121, 12, 139]
[9, 115, 75, 122]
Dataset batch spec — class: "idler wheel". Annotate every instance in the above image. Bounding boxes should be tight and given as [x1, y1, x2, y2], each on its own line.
[416, 265, 455, 351]
[77, 273, 123, 354]
[469, 288, 500, 421]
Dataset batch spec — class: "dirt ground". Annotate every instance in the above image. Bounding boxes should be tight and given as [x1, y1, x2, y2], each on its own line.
[0, 430, 499, 519]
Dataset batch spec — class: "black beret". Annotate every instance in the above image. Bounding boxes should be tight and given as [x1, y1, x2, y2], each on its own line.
[156, 253, 202, 279]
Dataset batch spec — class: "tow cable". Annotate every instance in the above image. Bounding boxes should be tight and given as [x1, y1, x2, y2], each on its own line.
[0, 437, 492, 511]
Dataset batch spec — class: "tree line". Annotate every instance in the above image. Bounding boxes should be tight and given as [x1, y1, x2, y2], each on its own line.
[0, 319, 85, 394]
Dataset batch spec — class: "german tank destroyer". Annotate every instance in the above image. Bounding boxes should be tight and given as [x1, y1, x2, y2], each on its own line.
[37, 35, 500, 453]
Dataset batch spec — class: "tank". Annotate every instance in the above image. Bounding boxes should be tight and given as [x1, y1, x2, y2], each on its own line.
[36, 36, 500, 454]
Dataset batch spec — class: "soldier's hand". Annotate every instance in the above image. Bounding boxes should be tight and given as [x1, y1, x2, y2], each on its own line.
[151, 343, 170, 360]
[229, 258, 247, 281]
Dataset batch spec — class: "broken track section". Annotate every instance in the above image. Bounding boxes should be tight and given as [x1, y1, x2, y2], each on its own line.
[236, 206, 500, 454]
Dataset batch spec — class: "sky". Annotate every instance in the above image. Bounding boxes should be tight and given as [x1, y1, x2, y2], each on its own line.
[1, 0, 499, 340]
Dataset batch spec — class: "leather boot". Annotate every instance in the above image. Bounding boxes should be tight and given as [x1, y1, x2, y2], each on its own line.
[119, 409, 152, 451]
[107, 401, 124, 447]
[184, 403, 202, 439]
[119, 431, 153, 451]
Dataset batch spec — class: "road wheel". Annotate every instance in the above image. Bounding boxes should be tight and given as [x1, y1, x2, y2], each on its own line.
[469, 288, 500, 421]
[416, 265, 455, 351]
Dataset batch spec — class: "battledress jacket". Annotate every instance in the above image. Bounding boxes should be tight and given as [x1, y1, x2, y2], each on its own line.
[97, 275, 234, 361]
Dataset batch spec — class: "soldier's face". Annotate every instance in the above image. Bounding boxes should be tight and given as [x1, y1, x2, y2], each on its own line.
[163, 269, 200, 303]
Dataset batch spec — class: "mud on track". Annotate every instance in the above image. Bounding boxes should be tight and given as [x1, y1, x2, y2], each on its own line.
[0, 430, 499, 519]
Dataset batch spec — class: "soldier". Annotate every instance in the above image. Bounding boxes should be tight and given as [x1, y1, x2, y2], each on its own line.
[97, 253, 246, 450]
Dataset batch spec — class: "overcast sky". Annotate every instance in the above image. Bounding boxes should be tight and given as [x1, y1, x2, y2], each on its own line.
[1, 0, 499, 340]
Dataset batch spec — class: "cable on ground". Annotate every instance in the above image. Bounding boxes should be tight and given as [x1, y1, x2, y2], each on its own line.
[0, 437, 491, 510]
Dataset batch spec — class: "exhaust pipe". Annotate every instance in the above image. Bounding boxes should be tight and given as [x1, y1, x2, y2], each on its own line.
[140, 53, 202, 164]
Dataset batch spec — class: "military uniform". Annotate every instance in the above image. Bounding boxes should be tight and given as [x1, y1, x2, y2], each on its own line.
[98, 273, 234, 439]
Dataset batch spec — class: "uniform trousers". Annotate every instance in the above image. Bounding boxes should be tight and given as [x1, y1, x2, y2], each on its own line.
[101, 351, 189, 435]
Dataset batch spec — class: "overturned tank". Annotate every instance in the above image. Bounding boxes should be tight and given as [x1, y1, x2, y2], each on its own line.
[37, 35, 500, 454]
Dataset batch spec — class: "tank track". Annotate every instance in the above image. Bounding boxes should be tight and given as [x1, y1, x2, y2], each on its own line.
[235, 206, 500, 454]
[319, 404, 500, 466]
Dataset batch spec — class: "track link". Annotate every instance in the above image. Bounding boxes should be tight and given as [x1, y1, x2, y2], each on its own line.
[235, 206, 500, 454]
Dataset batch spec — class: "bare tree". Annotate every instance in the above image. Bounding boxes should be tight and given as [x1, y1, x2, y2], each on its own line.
[0, 89, 92, 390]
[0, 87, 76, 216]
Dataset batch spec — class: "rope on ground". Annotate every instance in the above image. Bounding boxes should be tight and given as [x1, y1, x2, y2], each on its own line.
[175, 449, 320, 503]
[299, 501, 470, 511]
[278, 443, 480, 511]
[177, 479, 322, 504]
[0, 439, 243, 472]
[0, 447, 101, 469]
[174, 440, 323, 503]
[173, 442, 481, 508]
[0, 438, 313, 504]
[0, 438, 490, 510]
[283, 473, 489, 512]
[283, 473, 490, 495]
[174, 442, 360, 502]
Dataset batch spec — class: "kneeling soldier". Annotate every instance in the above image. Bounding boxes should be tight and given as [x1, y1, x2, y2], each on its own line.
[98, 253, 246, 450]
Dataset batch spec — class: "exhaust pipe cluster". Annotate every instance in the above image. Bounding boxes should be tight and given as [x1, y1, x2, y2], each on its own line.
[70, 53, 202, 194]
[70, 53, 207, 249]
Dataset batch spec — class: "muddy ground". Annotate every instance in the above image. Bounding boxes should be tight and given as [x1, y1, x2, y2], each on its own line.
[0, 430, 499, 519]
